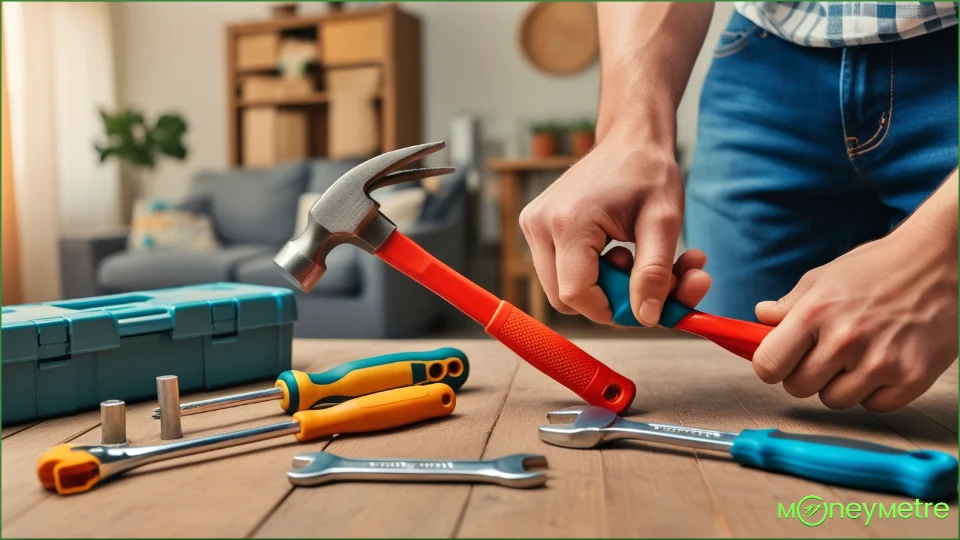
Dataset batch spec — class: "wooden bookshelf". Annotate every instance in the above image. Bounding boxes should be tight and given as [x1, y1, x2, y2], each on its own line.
[225, 5, 422, 167]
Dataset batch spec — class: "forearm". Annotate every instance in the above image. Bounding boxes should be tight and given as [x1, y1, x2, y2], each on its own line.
[893, 169, 958, 276]
[596, 2, 715, 145]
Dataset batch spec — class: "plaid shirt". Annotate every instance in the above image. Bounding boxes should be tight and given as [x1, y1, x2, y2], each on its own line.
[734, 2, 959, 47]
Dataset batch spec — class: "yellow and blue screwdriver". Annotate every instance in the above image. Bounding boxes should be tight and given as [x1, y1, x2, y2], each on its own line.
[150, 347, 469, 418]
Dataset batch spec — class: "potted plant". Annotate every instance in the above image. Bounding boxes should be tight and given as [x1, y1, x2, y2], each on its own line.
[94, 108, 188, 202]
[569, 119, 596, 158]
[530, 121, 562, 158]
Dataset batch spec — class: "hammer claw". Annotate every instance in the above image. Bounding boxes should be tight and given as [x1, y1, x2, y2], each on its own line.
[371, 167, 456, 192]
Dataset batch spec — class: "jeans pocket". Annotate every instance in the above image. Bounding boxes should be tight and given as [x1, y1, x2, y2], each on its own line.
[713, 12, 759, 58]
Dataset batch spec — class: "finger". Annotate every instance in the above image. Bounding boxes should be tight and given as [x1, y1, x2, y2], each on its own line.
[603, 246, 634, 271]
[528, 239, 577, 315]
[555, 240, 614, 323]
[755, 267, 823, 326]
[752, 308, 816, 383]
[631, 201, 683, 327]
[860, 375, 938, 413]
[817, 368, 889, 410]
[781, 348, 851, 399]
[672, 268, 711, 308]
[673, 249, 707, 276]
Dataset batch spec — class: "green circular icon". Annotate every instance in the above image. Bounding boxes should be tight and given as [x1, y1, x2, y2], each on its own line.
[798, 495, 827, 527]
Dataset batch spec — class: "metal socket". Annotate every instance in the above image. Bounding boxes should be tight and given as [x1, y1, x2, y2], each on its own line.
[100, 400, 130, 446]
[156, 375, 183, 439]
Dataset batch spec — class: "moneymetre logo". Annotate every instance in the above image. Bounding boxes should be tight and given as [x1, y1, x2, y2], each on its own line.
[779, 495, 951, 527]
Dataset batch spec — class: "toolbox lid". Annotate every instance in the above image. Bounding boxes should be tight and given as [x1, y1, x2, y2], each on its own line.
[1, 283, 297, 363]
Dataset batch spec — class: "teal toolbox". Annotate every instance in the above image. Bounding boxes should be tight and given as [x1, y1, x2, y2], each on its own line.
[1, 283, 297, 425]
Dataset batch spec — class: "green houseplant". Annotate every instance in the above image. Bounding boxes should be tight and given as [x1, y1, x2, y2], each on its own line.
[530, 121, 564, 158]
[94, 108, 188, 199]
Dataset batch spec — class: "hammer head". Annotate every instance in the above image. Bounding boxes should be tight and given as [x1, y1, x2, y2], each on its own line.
[537, 406, 620, 449]
[274, 142, 455, 292]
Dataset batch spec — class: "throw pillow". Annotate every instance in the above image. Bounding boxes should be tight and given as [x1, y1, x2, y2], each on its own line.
[294, 188, 426, 235]
[127, 198, 220, 251]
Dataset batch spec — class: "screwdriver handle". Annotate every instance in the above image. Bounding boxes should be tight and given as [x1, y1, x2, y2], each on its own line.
[597, 259, 773, 361]
[276, 348, 469, 414]
[293, 383, 456, 442]
[731, 429, 959, 501]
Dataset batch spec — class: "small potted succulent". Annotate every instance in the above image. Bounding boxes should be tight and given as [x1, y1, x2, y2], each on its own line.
[569, 119, 596, 158]
[530, 121, 563, 158]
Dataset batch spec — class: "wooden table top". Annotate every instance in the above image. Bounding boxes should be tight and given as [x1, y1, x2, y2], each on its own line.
[3, 338, 957, 538]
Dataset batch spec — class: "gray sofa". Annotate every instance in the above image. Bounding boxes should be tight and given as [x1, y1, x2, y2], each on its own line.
[79, 159, 467, 339]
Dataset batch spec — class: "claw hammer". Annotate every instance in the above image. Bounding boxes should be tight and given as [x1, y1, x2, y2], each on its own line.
[274, 142, 636, 413]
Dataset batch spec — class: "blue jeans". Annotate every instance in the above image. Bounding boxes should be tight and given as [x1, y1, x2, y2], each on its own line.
[684, 12, 958, 321]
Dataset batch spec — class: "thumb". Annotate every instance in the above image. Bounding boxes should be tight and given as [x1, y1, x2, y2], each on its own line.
[756, 268, 821, 325]
[630, 205, 683, 327]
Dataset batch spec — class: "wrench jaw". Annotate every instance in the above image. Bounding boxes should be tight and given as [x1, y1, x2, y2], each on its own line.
[545, 406, 589, 425]
[287, 452, 341, 487]
[537, 424, 608, 449]
[490, 454, 550, 489]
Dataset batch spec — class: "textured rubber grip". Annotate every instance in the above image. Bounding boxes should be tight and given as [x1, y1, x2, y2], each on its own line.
[485, 301, 636, 413]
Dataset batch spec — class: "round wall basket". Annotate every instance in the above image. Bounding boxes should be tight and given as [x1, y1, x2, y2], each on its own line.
[519, 2, 599, 76]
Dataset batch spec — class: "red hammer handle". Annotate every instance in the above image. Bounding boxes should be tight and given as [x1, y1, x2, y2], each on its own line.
[376, 232, 636, 413]
[674, 312, 773, 361]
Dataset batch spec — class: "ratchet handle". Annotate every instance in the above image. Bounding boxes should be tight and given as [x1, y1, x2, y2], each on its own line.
[597, 258, 773, 361]
[292, 383, 456, 442]
[275, 348, 470, 413]
[731, 429, 959, 501]
[485, 301, 636, 414]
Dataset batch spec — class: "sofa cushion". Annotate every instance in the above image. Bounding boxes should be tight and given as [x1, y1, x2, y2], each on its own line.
[235, 246, 360, 296]
[98, 245, 272, 291]
[190, 162, 309, 247]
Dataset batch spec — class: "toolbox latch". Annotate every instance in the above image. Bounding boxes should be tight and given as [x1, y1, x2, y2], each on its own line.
[210, 300, 238, 336]
[35, 318, 69, 361]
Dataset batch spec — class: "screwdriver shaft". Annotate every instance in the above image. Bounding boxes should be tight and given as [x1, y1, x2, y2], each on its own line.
[151, 387, 284, 419]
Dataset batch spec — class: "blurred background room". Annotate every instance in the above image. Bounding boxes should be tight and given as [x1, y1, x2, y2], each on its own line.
[1, 1, 733, 339]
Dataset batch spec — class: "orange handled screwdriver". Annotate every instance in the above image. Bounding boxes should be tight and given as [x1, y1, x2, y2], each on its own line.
[37, 383, 456, 495]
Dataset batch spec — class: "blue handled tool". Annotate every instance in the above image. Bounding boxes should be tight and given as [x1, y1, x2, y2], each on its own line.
[152, 347, 470, 418]
[539, 406, 959, 501]
[597, 259, 774, 361]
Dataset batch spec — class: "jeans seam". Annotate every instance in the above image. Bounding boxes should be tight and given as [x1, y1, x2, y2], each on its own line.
[713, 26, 759, 58]
[849, 45, 895, 157]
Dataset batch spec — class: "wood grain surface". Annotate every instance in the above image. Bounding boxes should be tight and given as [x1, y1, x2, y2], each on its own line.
[2, 338, 957, 538]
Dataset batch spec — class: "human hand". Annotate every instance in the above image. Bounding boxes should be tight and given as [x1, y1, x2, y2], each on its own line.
[518, 132, 689, 326]
[752, 228, 959, 412]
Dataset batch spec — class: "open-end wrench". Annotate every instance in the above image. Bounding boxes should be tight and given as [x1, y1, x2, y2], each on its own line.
[287, 452, 548, 488]
[274, 142, 636, 413]
[538, 406, 959, 501]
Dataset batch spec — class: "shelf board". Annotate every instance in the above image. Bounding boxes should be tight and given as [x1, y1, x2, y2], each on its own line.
[237, 91, 382, 108]
[487, 156, 579, 172]
[238, 93, 329, 107]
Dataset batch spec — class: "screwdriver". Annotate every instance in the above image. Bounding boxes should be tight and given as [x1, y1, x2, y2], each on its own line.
[597, 259, 774, 361]
[39, 383, 456, 495]
[151, 347, 469, 418]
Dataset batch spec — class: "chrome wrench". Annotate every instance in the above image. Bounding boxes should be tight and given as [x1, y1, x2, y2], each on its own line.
[287, 451, 548, 489]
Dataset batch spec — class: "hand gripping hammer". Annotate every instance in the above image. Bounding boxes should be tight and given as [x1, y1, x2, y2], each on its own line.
[274, 142, 636, 413]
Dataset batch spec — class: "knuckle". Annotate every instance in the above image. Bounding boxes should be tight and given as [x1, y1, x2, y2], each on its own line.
[829, 323, 862, 350]
[518, 206, 542, 236]
[638, 255, 674, 285]
[782, 378, 814, 399]
[752, 353, 782, 384]
[556, 287, 582, 307]
[819, 392, 854, 411]
[549, 210, 577, 237]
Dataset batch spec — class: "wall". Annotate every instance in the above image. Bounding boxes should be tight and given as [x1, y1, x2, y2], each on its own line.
[111, 2, 734, 200]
